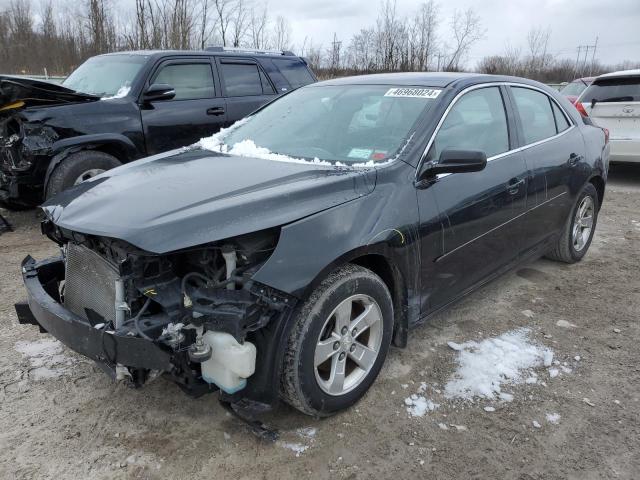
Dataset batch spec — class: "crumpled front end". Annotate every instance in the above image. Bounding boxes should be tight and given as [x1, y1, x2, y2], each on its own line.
[0, 108, 60, 205]
[16, 222, 296, 404]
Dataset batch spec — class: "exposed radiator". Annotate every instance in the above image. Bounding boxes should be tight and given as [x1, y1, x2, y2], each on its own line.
[64, 243, 119, 324]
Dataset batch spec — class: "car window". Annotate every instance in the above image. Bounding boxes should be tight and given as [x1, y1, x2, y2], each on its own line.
[580, 77, 640, 103]
[220, 63, 264, 96]
[560, 81, 587, 97]
[512, 87, 557, 144]
[259, 69, 276, 94]
[153, 63, 215, 100]
[216, 85, 439, 164]
[431, 87, 509, 159]
[551, 102, 571, 132]
[272, 59, 315, 88]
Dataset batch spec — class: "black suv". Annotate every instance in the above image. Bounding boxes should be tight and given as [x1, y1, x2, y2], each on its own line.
[0, 48, 316, 208]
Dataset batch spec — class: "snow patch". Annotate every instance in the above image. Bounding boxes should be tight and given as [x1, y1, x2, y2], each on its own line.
[444, 329, 553, 401]
[404, 394, 439, 417]
[532, 420, 542, 429]
[198, 118, 391, 168]
[15, 339, 76, 380]
[101, 84, 131, 100]
[278, 442, 309, 457]
[556, 319, 577, 328]
[546, 413, 561, 424]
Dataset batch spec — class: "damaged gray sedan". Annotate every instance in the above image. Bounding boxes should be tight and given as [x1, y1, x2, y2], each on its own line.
[16, 73, 608, 422]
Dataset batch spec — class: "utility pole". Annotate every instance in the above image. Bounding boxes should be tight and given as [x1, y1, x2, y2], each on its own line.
[589, 36, 599, 75]
[575, 38, 598, 77]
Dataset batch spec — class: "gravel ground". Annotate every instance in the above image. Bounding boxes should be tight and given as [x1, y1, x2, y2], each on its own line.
[1, 164, 639, 480]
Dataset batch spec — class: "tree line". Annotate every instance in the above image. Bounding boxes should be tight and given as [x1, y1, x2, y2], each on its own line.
[0, 0, 637, 82]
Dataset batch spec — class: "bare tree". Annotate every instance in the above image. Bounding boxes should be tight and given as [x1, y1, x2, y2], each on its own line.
[410, 0, 438, 70]
[213, 0, 233, 46]
[230, 0, 249, 47]
[443, 8, 484, 71]
[272, 15, 290, 51]
[248, 4, 268, 49]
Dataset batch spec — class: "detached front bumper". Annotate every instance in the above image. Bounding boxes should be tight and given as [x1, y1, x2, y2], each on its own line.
[15, 255, 172, 372]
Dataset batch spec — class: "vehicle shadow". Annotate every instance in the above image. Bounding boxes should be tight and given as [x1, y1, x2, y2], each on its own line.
[607, 163, 640, 191]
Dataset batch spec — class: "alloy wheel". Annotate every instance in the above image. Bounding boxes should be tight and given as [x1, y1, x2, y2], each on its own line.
[572, 196, 594, 252]
[313, 294, 383, 396]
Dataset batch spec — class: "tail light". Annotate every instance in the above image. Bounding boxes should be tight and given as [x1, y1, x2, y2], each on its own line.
[574, 101, 589, 117]
[602, 128, 609, 144]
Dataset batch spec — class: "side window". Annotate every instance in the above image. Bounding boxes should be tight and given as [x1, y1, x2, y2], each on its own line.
[431, 87, 509, 159]
[220, 63, 264, 96]
[272, 58, 315, 88]
[152, 63, 214, 100]
[551, 102, 571, 133]
[511, 87, 557, 143]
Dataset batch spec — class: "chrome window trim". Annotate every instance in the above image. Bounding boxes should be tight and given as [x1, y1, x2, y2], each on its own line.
[417, 81, 577, 181]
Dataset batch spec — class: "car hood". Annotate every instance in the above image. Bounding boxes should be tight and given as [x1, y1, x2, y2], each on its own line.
[0, 75, 98, 112]
[42, 149, 376, 253]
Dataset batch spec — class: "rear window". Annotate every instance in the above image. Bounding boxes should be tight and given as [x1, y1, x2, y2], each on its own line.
[220, 63, 263, 96]
[560, 81, 587, 97]
[272, 59, 315, 88]
[581, 77, 640, 103]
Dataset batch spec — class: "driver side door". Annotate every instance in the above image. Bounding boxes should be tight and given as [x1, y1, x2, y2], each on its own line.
[417, 85, 529, 314]
[140, 58, 227, 155]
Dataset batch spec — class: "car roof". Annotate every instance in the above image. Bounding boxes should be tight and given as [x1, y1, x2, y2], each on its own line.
[311, 72, 550, 89]
[596, 69, 640, 80]
[97, 50, 302, 60]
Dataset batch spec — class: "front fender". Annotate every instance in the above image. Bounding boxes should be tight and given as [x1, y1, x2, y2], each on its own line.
[252, 164, 421, 312]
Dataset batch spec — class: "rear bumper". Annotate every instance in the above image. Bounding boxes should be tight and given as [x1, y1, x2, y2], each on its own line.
[16, 255, 172, 371]
[609, 139, 640, 163]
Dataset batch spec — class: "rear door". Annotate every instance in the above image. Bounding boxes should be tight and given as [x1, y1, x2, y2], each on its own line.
[216, 57, 277, 125]
[140, 57, 227, 155]
[581, 76, 640, 161]
[509, 86, 584, 251]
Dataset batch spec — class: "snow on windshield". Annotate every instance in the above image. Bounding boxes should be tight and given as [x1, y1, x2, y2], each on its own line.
[101, 83, 131, 100]
[197, 118, 397, 168]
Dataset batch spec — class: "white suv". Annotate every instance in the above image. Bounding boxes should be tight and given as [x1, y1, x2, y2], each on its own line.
[578, 69, 640, 163]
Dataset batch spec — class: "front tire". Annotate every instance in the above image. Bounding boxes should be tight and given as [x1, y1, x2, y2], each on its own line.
[281, 264, 393, 416]
[546, 183, 599, 263]
[45, 150, 121, 199]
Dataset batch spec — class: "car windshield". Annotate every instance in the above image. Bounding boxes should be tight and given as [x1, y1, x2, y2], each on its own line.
[561, 81, 587, 97]
[206, 84, 440, 165]
[580, 77, 640, 103]
[62, 54, 147, 98]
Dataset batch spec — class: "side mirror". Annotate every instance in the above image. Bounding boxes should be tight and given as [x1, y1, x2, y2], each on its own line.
[143, 83, 175, 102]
[421, 149, 487, 178]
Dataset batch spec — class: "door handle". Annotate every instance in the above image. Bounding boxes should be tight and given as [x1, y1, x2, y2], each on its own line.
[507, 178, 525, 195]
[568, 153, 583, 167]
[207, 107, 225, 116]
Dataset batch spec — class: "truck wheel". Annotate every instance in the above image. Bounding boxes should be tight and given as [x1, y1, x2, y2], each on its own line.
[546, 183, 599, 263]
[281, 264, 393, 416]
[45, 151, 121, 199]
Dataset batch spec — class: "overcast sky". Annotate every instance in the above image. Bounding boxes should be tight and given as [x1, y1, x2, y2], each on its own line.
[2, 0, 638, 67]
[266, 0, 640, 67]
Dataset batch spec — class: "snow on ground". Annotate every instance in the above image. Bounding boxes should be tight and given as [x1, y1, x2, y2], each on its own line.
[276, 426, 318, 457]
[14, 339, 76, 380]
[444, 329, 553, 401]
[405, 395, 440, 417]
[546, 413, 561, 424]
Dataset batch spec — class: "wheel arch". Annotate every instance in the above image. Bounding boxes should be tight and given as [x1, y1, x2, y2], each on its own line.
[44, 135, 137, 190]
[297, 248, 410, 348]
[588, 174, 605, 210]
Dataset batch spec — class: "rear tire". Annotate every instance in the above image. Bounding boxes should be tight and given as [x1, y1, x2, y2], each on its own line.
[45, 150, 121, 199]
[546, 183, 599, 263]
[281, 264, 393, 417]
